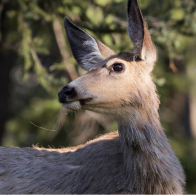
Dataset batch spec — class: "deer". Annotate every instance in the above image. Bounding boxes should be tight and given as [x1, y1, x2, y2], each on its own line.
[0, 0, 185, 194]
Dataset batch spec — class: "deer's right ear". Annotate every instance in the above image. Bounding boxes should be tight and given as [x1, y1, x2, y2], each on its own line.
[64, 17, 115, 71]
[127, 0, 157, 66]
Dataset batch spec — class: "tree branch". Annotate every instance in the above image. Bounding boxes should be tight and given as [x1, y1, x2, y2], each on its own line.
[52, 20, 78, 80]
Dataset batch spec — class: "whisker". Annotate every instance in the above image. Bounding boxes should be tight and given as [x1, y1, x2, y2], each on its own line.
[29, 121, 60, 132]
[30, 105, 67, 131]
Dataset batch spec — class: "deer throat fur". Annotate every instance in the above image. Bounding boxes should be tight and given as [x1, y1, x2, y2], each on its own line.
[117, 108, 185, 194]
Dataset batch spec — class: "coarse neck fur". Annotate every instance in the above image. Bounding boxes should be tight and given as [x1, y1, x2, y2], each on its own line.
[117, 107, 185, 194]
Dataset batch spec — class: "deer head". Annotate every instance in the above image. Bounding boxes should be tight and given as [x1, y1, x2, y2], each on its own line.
[58, 0, 158, 120]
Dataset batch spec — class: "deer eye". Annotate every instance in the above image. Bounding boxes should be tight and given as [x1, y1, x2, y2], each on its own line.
[112, 63, 124, 72]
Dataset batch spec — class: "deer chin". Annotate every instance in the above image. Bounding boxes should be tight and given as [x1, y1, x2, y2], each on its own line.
[62, 98, 93, 111]
[62, 101, 81, 111]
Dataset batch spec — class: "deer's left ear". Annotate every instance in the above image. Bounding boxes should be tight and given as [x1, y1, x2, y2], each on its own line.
[64, 17, 116, 71]
[127, 0, 157, 67]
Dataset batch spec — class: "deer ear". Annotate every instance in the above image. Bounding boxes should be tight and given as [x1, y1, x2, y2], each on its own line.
[127, 0, 157, 65]
[64, 17, 116, 71]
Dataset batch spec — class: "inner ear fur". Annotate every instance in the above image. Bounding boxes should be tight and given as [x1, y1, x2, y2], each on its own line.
[127, 0, 157, 66]
[64, 17, 116, 71]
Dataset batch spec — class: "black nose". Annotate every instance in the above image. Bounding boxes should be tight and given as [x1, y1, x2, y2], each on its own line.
[58, 86, 76, 103]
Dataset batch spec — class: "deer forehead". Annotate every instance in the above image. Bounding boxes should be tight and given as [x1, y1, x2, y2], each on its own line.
[79, 59, 148, 88]
[77, 66, 135, 95]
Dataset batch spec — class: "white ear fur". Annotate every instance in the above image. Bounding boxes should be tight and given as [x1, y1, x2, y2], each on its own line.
[79, 40, 104, 71]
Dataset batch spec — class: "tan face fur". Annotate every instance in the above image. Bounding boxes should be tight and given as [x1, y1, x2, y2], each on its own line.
[62, 0, 158, 119]
[63, 56, 156, 119]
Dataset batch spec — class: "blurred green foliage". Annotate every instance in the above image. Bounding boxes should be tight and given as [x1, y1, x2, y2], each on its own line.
[1, 0, 196, 193]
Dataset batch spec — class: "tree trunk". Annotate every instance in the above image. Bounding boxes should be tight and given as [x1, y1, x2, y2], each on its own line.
[0, 3, 17, 144]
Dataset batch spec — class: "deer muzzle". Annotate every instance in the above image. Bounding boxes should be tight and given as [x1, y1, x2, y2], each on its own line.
[58, 85, 93, 111]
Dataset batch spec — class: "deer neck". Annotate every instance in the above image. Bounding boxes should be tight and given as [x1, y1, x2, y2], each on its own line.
[116, 108, 184, 194]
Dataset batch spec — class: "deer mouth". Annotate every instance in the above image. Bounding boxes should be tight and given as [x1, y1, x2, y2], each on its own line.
[62, 97, 93, 111]
[79, 98, 93, 106]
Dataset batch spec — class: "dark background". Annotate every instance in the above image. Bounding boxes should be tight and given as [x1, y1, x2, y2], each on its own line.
[0, 0, 196, 193]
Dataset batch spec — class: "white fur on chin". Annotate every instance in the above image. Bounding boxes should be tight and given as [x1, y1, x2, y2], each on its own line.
[63, 101, 81, 111]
